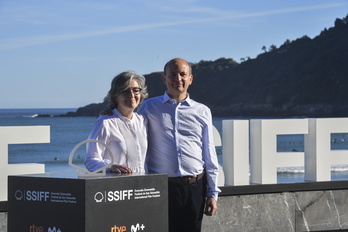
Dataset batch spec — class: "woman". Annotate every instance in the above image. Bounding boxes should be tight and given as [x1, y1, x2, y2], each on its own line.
[85, 71, 148, 173]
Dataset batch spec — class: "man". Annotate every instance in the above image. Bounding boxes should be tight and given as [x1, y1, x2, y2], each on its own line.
[138, 58, 220, 232]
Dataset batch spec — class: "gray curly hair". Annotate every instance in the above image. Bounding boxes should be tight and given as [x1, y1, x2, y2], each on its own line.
[105, 71, 148, 109]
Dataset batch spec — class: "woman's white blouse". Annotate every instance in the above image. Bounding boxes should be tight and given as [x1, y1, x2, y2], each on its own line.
[85, 109, 147, 173]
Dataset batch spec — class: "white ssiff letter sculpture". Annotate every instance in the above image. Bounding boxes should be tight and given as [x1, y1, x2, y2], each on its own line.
[0, 126, 49, 201]
[2, 118, 348, 201]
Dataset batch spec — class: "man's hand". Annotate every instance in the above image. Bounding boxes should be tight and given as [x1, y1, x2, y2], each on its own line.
[204, 197, 217, 216]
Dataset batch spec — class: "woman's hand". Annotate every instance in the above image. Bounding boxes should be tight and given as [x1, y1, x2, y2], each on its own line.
[110, 164, 133, 173]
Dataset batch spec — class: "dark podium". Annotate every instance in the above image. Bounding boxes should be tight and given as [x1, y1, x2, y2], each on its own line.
[8, 172, 168, 232]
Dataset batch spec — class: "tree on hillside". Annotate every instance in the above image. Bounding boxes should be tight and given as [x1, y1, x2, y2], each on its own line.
[334, 14, 348, 27]
[343, 14, 348, 24]
[269, 44, 277, 52]
[262, 45, 267, 53]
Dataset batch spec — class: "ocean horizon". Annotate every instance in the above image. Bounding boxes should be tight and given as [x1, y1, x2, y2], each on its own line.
[1, 108, 348, 183]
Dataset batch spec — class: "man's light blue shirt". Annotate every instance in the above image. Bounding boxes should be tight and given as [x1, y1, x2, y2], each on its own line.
[138, 92, 221, 199]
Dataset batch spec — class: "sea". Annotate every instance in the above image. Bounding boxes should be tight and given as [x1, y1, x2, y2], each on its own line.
[1, 108, 348, 183]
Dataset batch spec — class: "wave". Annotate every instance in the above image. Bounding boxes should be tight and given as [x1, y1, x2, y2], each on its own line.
[278, 165, 348, 173]
[23, 114, 39, 118]
[278, 167, 305, 173]
[331, 165, 348, 172]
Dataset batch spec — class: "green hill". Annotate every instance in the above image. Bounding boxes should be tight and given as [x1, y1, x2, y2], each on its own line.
[62, 14, 348, 118]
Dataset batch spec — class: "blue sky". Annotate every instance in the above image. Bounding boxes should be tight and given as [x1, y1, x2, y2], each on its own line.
[1, 0, 347, 109]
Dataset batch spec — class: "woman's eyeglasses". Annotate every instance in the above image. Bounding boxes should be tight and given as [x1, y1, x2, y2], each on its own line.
[121, 87, 142, 95]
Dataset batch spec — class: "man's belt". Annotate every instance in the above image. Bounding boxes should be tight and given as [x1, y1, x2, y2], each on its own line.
[168, 171, 205, 186]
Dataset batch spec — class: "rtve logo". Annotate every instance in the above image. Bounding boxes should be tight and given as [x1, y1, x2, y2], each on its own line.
[29, 224, 43, 232]
[110, 225, 126, 232]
